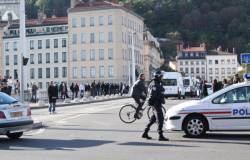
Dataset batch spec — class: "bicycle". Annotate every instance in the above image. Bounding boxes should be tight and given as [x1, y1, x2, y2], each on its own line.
[119, 100, 166, 123]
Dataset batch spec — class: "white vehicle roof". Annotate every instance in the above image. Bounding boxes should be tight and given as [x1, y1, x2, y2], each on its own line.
[163, 72, 182, 79]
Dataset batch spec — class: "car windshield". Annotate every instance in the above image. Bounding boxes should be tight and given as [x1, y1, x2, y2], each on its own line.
[162, 79, 177, 86]
[0, 92, 18, 104]
[183, 79, 190, 86]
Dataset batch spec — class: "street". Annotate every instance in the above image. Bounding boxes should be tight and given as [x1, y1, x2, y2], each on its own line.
[1, 98, 250, 160]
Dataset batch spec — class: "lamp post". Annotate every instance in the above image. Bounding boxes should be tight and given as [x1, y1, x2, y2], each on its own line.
[131, 32, 136, 84]
[19, 0, 26, 102]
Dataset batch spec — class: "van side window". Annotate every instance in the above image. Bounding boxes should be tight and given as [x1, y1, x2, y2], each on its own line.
[247, 87, 250, 102]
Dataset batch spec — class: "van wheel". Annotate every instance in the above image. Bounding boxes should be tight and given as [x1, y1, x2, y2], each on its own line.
[7, 132, 23, 140]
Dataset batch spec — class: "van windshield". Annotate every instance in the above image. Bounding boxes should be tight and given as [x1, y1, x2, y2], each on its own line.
[162, 79, 177, 86]
[183, 79, 190, 86]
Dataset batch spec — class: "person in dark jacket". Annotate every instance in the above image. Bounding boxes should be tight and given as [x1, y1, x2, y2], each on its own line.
[48, 81, 57, 114]
[131, 73, 147, 119]
[70, 83, 75, 100]
[74, 83, 79, 98]
[142, 71, 168, 141]
[213, 79, 220, 92]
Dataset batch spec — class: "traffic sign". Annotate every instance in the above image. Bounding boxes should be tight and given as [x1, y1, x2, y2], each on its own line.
[241, 53, 250, 64]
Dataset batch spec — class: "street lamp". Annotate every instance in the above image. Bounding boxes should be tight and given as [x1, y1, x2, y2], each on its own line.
[131, 32, 136, 84]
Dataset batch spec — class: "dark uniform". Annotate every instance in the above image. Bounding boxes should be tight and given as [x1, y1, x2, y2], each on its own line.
[142, 71, 168, 141]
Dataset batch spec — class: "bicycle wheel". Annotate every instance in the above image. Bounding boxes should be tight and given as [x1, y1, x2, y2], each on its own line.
[147, 106, 167, 119]
[119, 104, 137, 123]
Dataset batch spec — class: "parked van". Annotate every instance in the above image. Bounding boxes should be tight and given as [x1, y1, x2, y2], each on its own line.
[183, 77, 195, 96]
[162, 72, 185, 99]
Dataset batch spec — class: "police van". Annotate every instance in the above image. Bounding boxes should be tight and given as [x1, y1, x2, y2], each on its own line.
[165, 73, 250, 137]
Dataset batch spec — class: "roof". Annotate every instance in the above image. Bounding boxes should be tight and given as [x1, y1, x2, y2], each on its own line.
[207, 50, 237, 56]
[182, 47, 206, 52]
[69, 1, 144, 20]
[2, 17, 68, 29]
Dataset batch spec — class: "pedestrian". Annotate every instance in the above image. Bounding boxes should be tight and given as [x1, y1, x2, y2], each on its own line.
[79, 83, 85, 98]
[213, 79, 220, 92]
[48, 81, 57, 114]
[75, 83, 79, 98]
[143, 71, 168, 141]
[91, 80, 96, 97]
[31, 82, 38, 103]
[70, 83, 75, 100]
[14, 80, 20, 95]
[202, 80, 208, 98]
[223, 79, 229, 88]
[7, 76, 14, 95]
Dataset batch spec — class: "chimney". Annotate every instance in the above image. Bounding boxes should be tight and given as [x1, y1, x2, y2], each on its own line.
[71, 0, 81, 8]
[233, 48, 236, 54]
[200, 42, 206, 49]
[7, 12, 13, 25]
[217, 46, 222, 52]
[37, 10, 44, 24]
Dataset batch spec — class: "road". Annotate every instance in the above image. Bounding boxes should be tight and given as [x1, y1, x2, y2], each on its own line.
[0, 98, 250, 160]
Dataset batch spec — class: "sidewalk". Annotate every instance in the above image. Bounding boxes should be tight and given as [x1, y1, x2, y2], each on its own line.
[29, 94, 130, 110]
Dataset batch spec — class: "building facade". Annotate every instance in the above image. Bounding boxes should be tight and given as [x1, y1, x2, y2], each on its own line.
[68, 1, 144, 85]
[176, 44, 207, 80]
[0, 0, 19, 21]
[2, 17, 68, 90]
[143, 31, 161, 81]
[206, 50, 238, 82]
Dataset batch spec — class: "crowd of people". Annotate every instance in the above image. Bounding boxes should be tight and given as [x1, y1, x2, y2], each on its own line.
[0, 76, 20, 96]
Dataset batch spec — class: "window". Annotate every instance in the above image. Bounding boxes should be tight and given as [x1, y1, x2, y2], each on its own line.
[90, 49, 95, 60]
[191, 67, 194, 74]
[62, 38, 67, 47]
[62, 67, 67, 78]
[213, 87, 249, 104]
[108, 15, 113, 25]
[185, 61, 188, 65]
[99, 16, 104, 26]
[201, 61, 205, 65]
[81, 67, 86, 78]
[221, 68, 225, 74]
[13, 42, 17, 51]
[81, 33, 86, 44]
[99, 49, 104, 60]
[46, 53, 50, 63]
[215, 68, 219, 74]
[227, 68, 231, 74]
[30, 41, 34, 50]
[73, 50, 77, 61]
[5, 55, 9, 66]
[108, 48, 113, 60]
[38, 53, 42, 64]
[108, 65, 114, 77]
[232, 59, 236, 64]
[209, 60, 212, 65]
[227, 59, 230, 65]
[54, 67, 59, 78]
[81, 17, 86, 27]
[5, 70, 9, 77]
[180, 61, 183, 65]
[81, 50, 86, 61]
[99, 32, 104, 43]
[90, 17, 94, 26]
[54, 52, 58, 63]
[190, 61, 194, 65]
[14, 69, 18, 79]
[72, 34, 77, 44]
[185, 68, 189, 73]
[39, 82, 43, 89]
[54, 39, 58, 48]
[202, 67, 205, 74]
[30, 68, 35, 79]
[221, 60, 225, 64]
[196, 68, 199, 74]
[30, 54, 34, 64]
[38, 40, 42, 49]
[209, 68, 213, 74]
[38, 68, 42, 78]
[14, 55, 18, 65]
[5, 42, 10, 51]
[196, 61, 199, 65]
[215, 60, 218, 64]
[62, 52, 67, 62]
[90, 67, 96, 78]
[108, 32, 113, 42]
[72, 18, 77, 28]
[232, 68, 236, 74]
[180, 67, 183, 72]
[46, 68, 50, 78]
[46, 39, 50, 48]
[99, 66, 104, 78]
[90, 33, 95, 43]
[73, 67, 77, 79]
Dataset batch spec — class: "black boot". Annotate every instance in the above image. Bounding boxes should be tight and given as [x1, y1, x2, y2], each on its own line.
[159, 133, 169, 141]
[142, 130, 152, 140]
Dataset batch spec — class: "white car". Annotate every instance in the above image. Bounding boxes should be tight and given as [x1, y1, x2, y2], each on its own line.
[165, 81, 250, 138]
[0, 92, 33, 139]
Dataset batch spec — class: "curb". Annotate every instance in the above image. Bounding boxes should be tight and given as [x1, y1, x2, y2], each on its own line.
[30, 96, 130, 110]
[32, 122, 43, 129]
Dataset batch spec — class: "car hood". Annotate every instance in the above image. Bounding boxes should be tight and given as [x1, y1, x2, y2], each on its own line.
[166, 100, 202, 115]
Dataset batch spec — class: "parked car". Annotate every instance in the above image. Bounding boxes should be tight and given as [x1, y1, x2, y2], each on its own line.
[0, 92, 33, 139]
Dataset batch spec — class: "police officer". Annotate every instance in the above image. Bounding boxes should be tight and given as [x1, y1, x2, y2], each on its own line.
[142, 71, 168, 141]
[131, 73, 147, 119]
